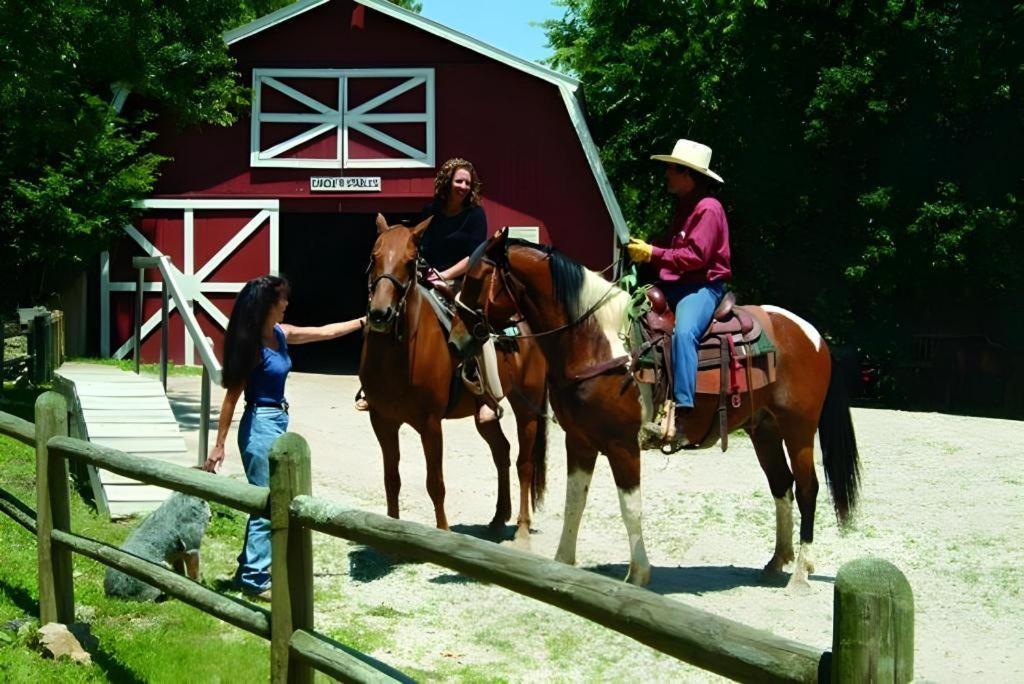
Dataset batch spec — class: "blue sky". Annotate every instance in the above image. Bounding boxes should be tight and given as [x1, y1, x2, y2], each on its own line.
[417, 1, 565, 64]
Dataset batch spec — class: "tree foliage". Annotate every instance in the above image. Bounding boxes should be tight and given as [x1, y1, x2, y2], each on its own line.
[0, 0, 420, 309]
[546, 1, 1023, 372]
[0, 0, 256, 308]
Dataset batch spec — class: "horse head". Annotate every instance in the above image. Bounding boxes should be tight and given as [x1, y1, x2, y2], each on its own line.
[451, 227, 533, 358]
[366, 213, 432, 333]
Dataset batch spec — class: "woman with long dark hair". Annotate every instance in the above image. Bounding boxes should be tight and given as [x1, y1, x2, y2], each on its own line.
[203, 274, 363, 600]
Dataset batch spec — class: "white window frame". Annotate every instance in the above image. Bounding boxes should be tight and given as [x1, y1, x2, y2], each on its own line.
[250, 67, 435, 169]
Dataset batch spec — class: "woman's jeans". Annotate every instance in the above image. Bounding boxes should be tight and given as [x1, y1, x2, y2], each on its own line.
[235, 406, 289, 593]
[662, 281, 727, 408]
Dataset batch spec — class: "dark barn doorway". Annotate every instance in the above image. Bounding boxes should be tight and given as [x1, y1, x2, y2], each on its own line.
[279, 212, 401, 374]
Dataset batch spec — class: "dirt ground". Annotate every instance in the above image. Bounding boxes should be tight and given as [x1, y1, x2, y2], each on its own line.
[168, 372, 1023, 682]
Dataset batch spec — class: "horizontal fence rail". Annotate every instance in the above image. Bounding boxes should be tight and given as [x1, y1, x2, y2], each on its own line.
[46, 436, 269, 516]
[291, 496, 824, 683]
[289, 629, 410, 684]
[50, 528, 272, 638]
[0, 486, 37, 534]
[0, 397, 408, 683]
[0, 412, 36, 447]
[0, 396, 914, 683]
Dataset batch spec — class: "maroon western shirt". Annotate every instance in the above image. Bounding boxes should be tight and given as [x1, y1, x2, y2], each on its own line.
[650, 195, 732, 284]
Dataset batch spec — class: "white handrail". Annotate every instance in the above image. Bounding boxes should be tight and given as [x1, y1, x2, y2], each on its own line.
[134, 256, 223, 386]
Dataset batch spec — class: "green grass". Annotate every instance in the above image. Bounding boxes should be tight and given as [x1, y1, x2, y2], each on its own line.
[0, 432, 270, 682]
[66, 357, 205, 377]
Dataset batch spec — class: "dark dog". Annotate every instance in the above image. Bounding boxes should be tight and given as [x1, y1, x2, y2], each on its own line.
[104, 492, 211, 601]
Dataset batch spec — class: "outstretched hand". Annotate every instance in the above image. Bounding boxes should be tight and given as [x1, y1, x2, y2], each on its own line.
[203, 445, 225, 473]
[626, 238, 653, 263]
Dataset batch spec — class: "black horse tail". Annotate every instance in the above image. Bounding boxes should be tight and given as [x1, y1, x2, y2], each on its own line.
[819, 356, 861, 526]
[531, 382, 549, 510]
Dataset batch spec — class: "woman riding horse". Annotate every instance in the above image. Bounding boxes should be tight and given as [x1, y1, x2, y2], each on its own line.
[361, 214, 549, 542]
[627, 139, 731, 435]
[356, 158, 498, 420]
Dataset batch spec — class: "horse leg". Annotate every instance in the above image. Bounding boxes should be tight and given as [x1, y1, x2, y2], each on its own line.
[605, 442, 651, 587]
[369, 411, 402, 519]
[778, 414, 821, 595]
[554, 436, 597, 567]
[748, 413, 796, 580]
[474, 412, 512, 533]
[420, 420, 449, 530]
[509, 414, 538, 547]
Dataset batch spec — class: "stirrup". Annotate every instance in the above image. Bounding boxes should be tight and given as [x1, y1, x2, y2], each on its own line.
[461, 363, 486, 396]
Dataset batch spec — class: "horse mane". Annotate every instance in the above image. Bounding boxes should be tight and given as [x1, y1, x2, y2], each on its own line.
[507, 239, 626, 325]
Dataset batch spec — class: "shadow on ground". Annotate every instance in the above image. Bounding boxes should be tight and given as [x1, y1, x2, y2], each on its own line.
[165, 389, 215, 431]
[584, 563, 835, 595]
[347, 523, 518, 584]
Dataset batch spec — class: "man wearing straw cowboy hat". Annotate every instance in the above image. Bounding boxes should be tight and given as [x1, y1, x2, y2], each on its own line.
[626, 139, 732, 426]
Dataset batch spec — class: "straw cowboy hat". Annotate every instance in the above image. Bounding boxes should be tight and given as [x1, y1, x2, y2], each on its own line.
[650, 139, 725, 184]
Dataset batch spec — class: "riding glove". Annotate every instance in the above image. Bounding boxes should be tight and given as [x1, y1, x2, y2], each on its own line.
[626, 238, 653, 263]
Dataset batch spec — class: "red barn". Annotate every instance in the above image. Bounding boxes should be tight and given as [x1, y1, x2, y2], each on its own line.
[102, 0, 626, 372]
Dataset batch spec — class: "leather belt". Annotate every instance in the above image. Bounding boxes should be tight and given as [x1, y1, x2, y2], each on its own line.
[245, 400, 289, 413]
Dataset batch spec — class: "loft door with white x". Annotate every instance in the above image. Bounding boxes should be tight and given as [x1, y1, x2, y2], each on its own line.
[251, 67, 435, 168]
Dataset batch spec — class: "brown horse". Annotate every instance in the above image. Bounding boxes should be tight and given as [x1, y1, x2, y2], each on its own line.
[359, 215, 549, 543]
[450, 229, 860, 590]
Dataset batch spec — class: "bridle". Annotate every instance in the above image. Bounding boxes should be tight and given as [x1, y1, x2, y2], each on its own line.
[366, 253, 426, 340]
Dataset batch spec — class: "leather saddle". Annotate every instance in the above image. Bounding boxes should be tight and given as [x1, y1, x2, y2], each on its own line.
[631, 288, 776, 451]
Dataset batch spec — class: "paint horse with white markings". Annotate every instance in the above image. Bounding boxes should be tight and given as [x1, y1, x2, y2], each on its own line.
[449, 229, 860, 591]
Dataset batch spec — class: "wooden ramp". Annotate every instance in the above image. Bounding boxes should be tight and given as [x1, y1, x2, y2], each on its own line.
[56, 362, 193, 519]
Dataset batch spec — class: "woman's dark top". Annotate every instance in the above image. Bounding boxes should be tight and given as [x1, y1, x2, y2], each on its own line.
[244, 325, 291, 405]
[419, 201, 487, 271]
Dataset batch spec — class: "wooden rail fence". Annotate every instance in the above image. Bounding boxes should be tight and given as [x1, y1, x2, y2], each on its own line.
[0, 392, 915, 682]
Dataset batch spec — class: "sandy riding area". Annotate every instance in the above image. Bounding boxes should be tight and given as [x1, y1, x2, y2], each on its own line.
[168, 371, 1023, 682]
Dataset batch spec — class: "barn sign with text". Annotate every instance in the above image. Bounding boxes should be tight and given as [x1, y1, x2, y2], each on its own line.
[310, 176, 382, 192]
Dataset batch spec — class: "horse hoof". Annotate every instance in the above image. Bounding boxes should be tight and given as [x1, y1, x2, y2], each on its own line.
[785, 574, 813, 595]
[762, 551, 794, 574]
[626, 565, 652, 587]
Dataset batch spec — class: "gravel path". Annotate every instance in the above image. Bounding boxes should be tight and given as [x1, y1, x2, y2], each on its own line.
[169, 372, 1024, 682]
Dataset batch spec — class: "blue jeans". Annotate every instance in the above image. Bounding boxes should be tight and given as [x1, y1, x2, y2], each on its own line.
[662, 281, 727, 408]
[235, 407, 288, 594]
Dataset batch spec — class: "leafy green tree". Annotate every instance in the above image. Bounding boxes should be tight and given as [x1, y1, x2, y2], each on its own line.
[390, 0, 423, 12]
[0, 0, 421, 310]
[0, 1, 256, 309]
[546, 1, 1023, 380]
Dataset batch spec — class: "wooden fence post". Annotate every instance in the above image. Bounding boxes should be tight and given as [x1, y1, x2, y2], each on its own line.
[832, 557, 914, 683]
[269, 433, 314, 683]
[35, 391, 74, 624]
[32, 313, 53, 385]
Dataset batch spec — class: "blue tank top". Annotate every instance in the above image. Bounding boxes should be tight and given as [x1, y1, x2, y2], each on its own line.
[244, 325, 291, 404]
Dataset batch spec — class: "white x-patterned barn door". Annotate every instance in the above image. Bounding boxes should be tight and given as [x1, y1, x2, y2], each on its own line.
[100, 199, 279, 365]
[251, 67, 435, 169]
